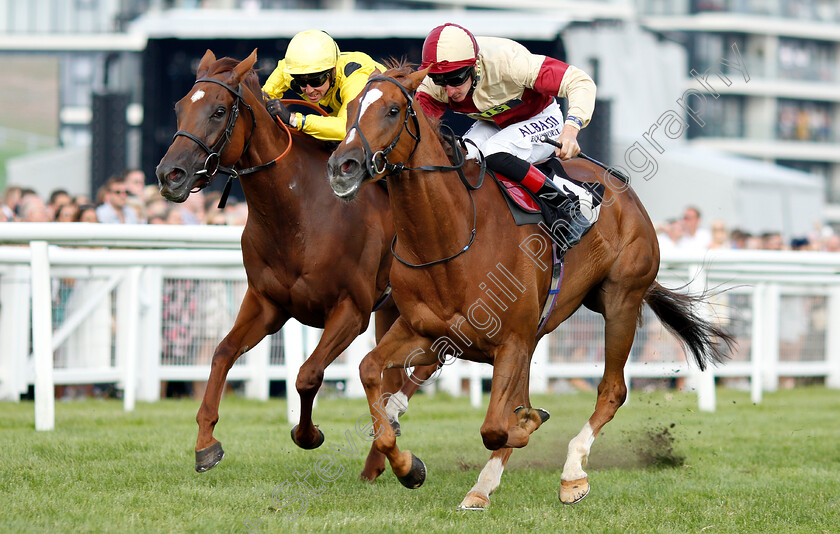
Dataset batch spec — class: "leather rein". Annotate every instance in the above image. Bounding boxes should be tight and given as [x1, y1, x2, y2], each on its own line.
[172, 77, 293, 207]
[348, 76, 488, 269]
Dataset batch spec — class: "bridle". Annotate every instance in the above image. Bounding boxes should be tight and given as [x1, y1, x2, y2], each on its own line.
[348, 75, 488, 268]
[173, 76, 292, 207]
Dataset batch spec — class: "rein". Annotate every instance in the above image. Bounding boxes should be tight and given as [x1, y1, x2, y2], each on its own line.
[349, 76, 487, 268]
[173, 76, 294, 207]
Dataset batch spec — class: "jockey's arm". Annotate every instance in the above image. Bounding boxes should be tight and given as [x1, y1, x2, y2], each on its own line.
[532, 59, 597, 160]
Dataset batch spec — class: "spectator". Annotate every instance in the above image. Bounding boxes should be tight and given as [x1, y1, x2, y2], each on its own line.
[761, 231, 785, 250]
[95, 175, 138, 224]
[164, 206, 184, 225]
[657, 218, 683, 253]
[75, 204, 99, 223]
[678, 206, 712, 250]
[2, 185, 23, 220]
[205, 209, 228, 226]
[18, 194, 50, 222]
[73, 194, 91, 206]
[48, 188, 72, 220]
[729, 228, 749, 249]
[55, 203, 79, 222]
[821, 234, 840, 252]
[708, 220, 731, 249]
[148, 213, 166, 225]
[790, 237, 812, 251]
[179, 190, 205, 225]
[122, 169, 147, 198]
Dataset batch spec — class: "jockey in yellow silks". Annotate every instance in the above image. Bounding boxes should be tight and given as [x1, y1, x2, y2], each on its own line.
[416, 23, 597, 219]
[262, 30, 386, 142]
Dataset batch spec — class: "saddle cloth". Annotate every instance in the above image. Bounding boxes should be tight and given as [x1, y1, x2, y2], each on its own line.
[493, 158, 605, 230]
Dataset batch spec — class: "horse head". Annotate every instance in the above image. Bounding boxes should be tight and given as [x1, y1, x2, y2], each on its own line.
[156, 49, 259, 202]
[328, 66, 429, 200]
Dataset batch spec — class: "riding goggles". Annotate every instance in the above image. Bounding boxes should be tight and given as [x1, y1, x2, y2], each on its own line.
[429, 67, 473, 87]
[290, 70, 332, 90]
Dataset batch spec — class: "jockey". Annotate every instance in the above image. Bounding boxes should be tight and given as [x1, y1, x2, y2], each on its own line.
[417, 23, 597, 232]
[262, 30, 386, 142]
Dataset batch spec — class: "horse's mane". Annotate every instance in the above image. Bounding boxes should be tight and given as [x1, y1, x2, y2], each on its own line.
[207, 57, 262, 96]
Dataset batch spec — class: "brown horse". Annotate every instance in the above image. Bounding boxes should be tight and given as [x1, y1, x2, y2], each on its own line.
[155, 50, 434, 479]
[327, 65, 732, 508]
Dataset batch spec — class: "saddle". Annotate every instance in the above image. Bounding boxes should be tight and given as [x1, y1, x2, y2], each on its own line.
[494, 158, 604, 239]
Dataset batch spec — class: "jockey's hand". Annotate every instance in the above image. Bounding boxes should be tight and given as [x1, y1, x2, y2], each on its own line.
[554, 125, 581, 160]
[266, 98, 293, 126]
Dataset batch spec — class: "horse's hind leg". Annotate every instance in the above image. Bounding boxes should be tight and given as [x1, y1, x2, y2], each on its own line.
[195, 288, 285, 472]
[292, 298, 364, 449]
[559, 282, 649, 503]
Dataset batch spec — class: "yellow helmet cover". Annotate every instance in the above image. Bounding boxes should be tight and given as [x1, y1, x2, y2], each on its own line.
[284, 30, 340, 75]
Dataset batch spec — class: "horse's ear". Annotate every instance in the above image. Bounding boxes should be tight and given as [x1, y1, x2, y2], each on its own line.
[232, 49, 258, 84]
[197, 50, 216, 79]
[404, 68, 430, 92]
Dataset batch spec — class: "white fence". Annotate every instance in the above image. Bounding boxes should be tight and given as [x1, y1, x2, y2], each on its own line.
[2, 223, 840, 431]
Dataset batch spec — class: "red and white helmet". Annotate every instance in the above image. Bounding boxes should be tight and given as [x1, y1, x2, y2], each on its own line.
[421, 23, 479, 74]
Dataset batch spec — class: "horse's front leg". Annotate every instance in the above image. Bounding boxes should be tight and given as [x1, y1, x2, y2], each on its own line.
[291, 298, 364, 449]
[360, 318, 435, 488]
[195, 288, 285, 472]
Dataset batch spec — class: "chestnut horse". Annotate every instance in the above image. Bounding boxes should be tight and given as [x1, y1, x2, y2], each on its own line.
[327, 65, 732, 508]
[155, 50, 434, 479]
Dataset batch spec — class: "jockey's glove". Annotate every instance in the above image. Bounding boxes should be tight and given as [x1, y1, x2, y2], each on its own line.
[266, 99, 293, 126]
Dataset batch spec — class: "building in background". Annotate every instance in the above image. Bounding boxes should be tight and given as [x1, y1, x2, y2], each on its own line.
[0, 0, 836, 236]
[639, 0, 840, 229]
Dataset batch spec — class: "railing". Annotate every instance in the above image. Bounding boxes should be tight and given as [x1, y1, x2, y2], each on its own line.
[2, 223, 839, 431]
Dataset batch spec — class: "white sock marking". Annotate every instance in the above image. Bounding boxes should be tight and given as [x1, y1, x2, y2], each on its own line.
[469, 457, 504, 497]
[562, 422, 595, 481]
[384, 391, 408, 422]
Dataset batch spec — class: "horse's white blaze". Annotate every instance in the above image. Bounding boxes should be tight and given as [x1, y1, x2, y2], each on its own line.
[384, 391, 408, 422]
[191, 90, 205, 103]
[468, 457, 505, 497]
[358, 88, 383, 120]
[345, 129, 356, 144]
[562, 422, 595, 481]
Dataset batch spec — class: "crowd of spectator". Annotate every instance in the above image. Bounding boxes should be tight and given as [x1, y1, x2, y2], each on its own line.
[655, 205, 840, 253]
[0, 168, 248, 227]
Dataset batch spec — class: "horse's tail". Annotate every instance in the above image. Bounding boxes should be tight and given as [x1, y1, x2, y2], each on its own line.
[643, 281, 735, 371]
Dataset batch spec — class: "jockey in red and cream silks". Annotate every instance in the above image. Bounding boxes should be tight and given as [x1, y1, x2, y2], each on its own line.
[416, 23, 597, 216]
[263, 30, 386, 141]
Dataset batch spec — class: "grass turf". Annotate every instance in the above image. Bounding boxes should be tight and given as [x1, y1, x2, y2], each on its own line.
[1, 387, 839, 533]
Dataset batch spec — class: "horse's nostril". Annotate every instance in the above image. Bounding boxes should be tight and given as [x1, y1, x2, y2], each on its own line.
[340, 159, 357, 175]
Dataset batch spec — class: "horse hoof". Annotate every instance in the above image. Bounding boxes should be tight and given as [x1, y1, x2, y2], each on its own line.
[391, 419, 402, 437]
[290, 425, 325, 450]
[514, 406, 551, 424]
[559, 477, 590, 504]
[195, 442, 225, 473]
[457, 491, 490, 510]
[396, 453, 426, 489]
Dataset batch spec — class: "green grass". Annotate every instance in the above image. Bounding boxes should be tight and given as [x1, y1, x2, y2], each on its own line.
[1, 388, 839, 533]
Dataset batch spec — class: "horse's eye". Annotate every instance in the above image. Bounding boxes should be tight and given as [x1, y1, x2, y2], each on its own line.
[388, 106, 400, 117]
[213, 106, 226, 118]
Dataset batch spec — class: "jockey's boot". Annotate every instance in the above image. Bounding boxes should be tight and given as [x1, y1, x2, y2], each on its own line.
[521, 164, 592, 249]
